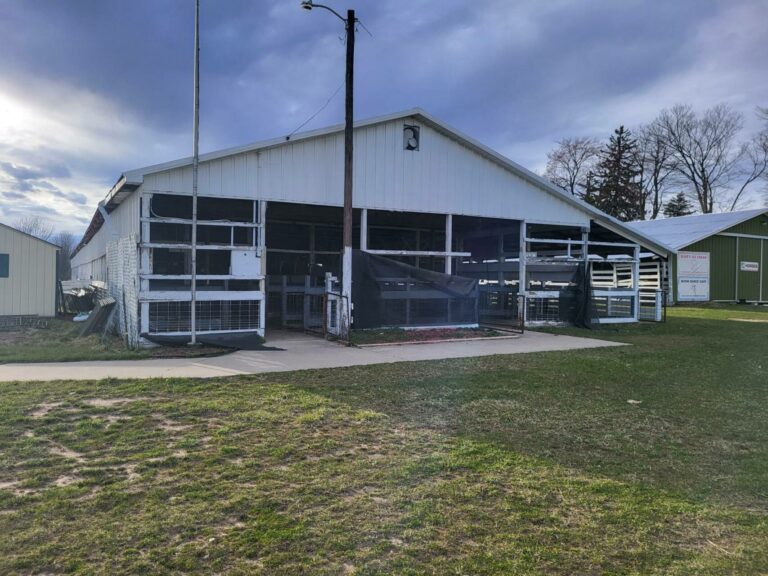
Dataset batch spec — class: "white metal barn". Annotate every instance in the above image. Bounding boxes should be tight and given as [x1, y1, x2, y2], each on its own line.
[71, 109, 672, 345]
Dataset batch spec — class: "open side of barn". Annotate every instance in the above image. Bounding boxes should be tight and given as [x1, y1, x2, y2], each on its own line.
[71, 109, 671, 346]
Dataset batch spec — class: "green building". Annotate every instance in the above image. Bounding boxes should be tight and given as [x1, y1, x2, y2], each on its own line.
[629, 209, 768, 304]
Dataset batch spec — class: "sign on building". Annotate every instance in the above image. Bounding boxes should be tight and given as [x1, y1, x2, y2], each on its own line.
[677, 251, 710, 301]
[740, 261, 759, 272]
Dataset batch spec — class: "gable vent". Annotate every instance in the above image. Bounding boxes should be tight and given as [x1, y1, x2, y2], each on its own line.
[403, 125, 420, 151]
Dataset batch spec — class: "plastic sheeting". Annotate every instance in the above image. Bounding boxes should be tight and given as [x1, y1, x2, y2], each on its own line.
[352, 250, 478, 329]
[558, 262, 597, 328]
[143, 331, 278, 350]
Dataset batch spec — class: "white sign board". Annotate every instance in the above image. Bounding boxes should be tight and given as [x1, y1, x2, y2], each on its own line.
[740, 261, 759, 272]
[677, 251, 710, 301]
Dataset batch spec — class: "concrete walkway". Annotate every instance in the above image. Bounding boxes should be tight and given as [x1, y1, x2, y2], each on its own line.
[0, 331, 624, 382]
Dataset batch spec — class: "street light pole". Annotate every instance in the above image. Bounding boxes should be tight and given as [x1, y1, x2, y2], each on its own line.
[301, 1, 356, 340]
[341, 8, 354, 341]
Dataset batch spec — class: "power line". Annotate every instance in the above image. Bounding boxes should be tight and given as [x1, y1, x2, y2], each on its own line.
[286, 77, 345, 140]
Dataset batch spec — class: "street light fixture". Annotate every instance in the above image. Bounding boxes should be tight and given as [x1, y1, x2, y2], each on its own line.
[301, 1, 357, 341]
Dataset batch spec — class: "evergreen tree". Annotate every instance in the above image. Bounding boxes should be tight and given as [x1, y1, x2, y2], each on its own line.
[584, 126, 644, 221]
[662, 191, 695, 218]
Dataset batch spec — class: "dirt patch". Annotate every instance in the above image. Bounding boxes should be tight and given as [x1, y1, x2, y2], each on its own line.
[91, 414, 131, 425]
[83, 397, 149, 408]
[49, 442, 86, 463]
[30, 402, 63, 419]
[0, 479, 36, 497]
[154, 415, 193, 433]
[728, 318, 768, 323]
[123, 464, 140, 482]
[53, 475, 80, 488]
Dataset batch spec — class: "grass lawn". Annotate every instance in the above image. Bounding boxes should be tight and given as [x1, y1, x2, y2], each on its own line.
[0, 305, 766, 574]
[0, 318, 225, 364]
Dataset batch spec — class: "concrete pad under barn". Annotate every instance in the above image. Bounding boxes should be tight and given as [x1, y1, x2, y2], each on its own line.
[0, 330, 625, 382]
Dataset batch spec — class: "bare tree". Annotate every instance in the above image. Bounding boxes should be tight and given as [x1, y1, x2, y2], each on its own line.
[635, 121, 678, 219]
[543, 137, 600, 197]
[14, 215, 54, 241]
[755, 107, 768, 206]
[54, 230, 77, 280]
[655, 103, 765, 213]
[730, 127, 768, 211]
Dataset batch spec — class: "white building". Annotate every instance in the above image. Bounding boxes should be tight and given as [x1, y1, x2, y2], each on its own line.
[0, 222, 60, 318]
[71, 109, 672, 344]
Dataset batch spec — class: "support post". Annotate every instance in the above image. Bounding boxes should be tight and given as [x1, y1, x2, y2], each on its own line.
[519, 221, 527, 326]
[259, 200, 267, 336]
[444, 214, 453, 275]
[360, 208, 368, 251]
[735, 237, 740, 301]
[633, 244, 641, 321]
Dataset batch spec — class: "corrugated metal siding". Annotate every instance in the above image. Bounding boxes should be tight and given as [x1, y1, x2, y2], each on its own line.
[682, 236, 737, 301]
[721, 214, 768, 302]
[737, 238, 761, 301]
[71, 190, 139, 280]
[0, 225, 58, 316]
[762, 240, 767, 301]
[141, 118, 589, 227]
[726, 214, 768, 236]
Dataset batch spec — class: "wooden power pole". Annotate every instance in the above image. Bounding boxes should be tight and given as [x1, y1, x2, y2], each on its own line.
[340, 8, 355, 340]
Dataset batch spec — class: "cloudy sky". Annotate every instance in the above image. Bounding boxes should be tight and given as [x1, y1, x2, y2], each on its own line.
[1, 0, 766, 233]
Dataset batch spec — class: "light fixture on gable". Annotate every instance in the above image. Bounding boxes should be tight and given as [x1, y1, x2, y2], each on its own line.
[403, 125, 420, 151]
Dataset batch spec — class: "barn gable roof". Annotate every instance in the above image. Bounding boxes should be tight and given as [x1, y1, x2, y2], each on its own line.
[627, 209, 768, 251]
[80, 108, 673, 256]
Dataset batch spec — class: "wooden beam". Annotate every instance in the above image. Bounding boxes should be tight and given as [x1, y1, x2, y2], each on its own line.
[364, 249, 470, 257]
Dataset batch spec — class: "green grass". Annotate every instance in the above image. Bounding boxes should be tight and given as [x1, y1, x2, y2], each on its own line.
[0, 318, 225, 364]
[0, 305, 766, 573]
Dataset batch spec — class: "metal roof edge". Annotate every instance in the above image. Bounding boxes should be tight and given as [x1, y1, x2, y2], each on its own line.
[682, 209, 768, 248]
[411, 110, 674, 256]
[629, 208, 768, 251]
[0, 221, 61, 249]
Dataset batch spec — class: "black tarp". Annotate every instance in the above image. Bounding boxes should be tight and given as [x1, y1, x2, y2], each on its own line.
[557, 262, 597, 328]
[352, 250, 478, 329]
[142, 331, 280, 350]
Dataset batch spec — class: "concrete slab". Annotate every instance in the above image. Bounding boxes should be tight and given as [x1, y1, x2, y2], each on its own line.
[0, 331, 625, 383]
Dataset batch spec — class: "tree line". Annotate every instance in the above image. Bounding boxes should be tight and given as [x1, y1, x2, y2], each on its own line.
[543, 104, 768, 221]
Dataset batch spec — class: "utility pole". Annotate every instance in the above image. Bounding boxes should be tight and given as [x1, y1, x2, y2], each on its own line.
[300, 1, 356, 340]
[189, 0, 200, 345]
[341, 8, 354, 340]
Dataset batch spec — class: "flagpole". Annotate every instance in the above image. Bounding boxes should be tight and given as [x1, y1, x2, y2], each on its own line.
[189, 0, 200, 345]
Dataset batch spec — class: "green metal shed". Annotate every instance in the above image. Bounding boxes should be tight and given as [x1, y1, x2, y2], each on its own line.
[629, 209, 768, 303]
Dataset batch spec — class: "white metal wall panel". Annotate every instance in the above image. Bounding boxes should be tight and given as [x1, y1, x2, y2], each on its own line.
[71, 190, 139, 279]
[0, 225, 58, 316]
[136, 118, 588, 227]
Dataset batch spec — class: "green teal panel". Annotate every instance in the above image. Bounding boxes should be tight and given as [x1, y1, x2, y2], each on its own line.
[724, 214, 768, 236]
[763, 240, 768, 301]
[680, 236, 737, 301]
[0, 253, 8, 278]
[737, 238, 761, 301]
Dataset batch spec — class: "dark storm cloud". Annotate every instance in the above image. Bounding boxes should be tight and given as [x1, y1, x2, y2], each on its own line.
[0, 0, 766, 232]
